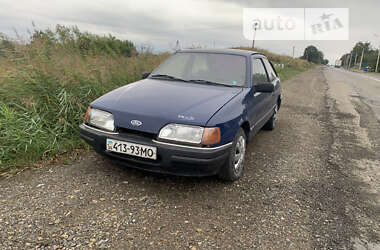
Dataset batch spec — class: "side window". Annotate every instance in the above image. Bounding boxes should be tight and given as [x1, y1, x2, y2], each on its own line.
[262, 58, 277, 81]
[252, 58, 269, 85]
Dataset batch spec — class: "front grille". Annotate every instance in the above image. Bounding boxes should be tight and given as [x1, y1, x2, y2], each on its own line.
[117, 127, 156, 140]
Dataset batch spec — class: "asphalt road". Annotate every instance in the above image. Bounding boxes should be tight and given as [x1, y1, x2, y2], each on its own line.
[332, 68, 380, 122]
[0, 67, 379, 249]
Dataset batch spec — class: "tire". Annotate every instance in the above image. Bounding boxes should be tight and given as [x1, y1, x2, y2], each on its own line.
[218, 128, 247, 181]
[263, 103, 278, 131]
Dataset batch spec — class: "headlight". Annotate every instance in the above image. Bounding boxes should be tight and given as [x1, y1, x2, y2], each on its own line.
[85, 107, 115, 132]
[159, 124, 204, 144]
[158, 124, 221, 145]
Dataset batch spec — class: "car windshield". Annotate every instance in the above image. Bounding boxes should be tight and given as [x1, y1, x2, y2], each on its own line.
[150, 52, 247, 87]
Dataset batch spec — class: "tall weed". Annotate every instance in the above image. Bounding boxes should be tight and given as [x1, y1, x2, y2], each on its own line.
[0, 26, 169, 170]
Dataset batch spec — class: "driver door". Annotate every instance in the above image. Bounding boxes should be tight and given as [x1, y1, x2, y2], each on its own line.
[248, 56, 271, 131]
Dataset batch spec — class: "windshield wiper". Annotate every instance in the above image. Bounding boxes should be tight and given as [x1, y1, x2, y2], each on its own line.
[150, 75, 238, 87]
[150, 74, 188, 82]
[188, 79, 235, 87]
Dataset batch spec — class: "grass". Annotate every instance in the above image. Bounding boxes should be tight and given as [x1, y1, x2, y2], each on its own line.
[0, 32, 313, 174]
[0, 31, 169, 173]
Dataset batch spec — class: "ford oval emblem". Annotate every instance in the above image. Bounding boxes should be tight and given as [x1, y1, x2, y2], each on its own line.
[130, 120, 142, 126]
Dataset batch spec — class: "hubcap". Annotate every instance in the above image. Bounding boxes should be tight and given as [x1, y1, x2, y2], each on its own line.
[233, 135, 246, 174]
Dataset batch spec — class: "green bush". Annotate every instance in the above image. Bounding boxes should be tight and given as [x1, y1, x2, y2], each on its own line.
[30, 24, 137, 57]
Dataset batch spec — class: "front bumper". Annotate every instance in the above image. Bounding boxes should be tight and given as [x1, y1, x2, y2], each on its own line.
[79, 124, 231, 176]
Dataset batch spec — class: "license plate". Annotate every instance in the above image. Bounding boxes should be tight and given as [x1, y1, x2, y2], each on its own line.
[106, 139, 157, 160]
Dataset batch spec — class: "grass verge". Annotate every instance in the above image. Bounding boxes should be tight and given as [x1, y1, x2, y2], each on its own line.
[235, 47, 314, 81]
[0, 27, 169, 173]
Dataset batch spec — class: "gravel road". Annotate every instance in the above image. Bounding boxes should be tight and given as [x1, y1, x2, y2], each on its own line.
[1, 67, 379, 249]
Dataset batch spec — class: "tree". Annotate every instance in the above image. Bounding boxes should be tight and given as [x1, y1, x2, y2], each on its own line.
[340, 53, 350, 67]
[300, 45, 325, 64]
[351, 41, 371, 57]
[341, 41, 379, 70]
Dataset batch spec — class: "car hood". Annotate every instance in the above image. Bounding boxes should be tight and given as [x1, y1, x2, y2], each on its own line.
[91, 78, 243, 134]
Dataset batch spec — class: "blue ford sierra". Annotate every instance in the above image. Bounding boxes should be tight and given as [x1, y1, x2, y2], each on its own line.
[79, 49, 282, 181]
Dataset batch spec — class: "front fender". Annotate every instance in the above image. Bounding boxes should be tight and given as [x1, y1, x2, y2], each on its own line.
[206, 89, 250, 145]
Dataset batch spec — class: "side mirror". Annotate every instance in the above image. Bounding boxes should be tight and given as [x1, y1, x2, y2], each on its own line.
[254, 83, 274, 93]
[142, 72, 151, 79]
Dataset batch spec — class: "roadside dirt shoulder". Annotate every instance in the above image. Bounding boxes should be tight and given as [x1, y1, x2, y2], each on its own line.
[0, 67, 378, 249]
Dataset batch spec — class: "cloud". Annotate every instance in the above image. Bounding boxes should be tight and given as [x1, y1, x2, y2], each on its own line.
[0, 0, 379, 63]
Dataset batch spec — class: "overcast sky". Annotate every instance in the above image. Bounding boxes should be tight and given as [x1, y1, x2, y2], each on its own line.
[0, 0, 379, 64]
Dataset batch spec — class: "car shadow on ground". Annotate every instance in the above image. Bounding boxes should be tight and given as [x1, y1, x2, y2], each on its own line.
[88, 126, 277, 190]
[82, 137, 271, 208]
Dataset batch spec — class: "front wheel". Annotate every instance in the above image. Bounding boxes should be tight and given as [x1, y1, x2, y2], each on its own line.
[218, 128, 247, 181]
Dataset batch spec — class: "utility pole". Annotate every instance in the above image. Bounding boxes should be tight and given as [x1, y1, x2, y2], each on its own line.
[252, 22, 258, 49]
[348, 53, 352, 70]
[175, 40, 180, 51]
[359, 47, 365, 70]
[292, 46, 295, 58]
[345, 54, 350, 69]
[376, 46, 380, 73]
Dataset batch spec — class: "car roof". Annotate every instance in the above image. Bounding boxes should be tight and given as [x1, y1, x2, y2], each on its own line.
[178, 48, 264, 57]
